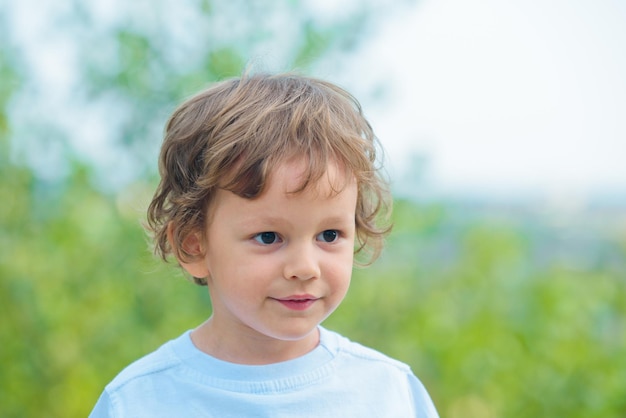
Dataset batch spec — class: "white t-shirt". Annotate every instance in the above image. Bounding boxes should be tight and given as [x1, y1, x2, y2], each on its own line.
[90, 327, 439, 417]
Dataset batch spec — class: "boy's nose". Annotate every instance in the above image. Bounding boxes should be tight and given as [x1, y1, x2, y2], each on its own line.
[283, 243, 320, 281]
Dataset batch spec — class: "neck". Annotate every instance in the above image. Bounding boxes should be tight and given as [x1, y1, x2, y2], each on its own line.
[190, 318, 320, 365]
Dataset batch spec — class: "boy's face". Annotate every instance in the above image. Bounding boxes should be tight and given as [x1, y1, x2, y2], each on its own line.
[182, 158, 357, 354]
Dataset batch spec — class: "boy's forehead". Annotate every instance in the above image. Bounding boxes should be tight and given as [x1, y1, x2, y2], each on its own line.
[270, 158, 353, 195]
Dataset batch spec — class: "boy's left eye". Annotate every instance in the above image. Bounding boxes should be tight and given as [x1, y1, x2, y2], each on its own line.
[317, 230, 339, 243]
[253, 232, 281, 245]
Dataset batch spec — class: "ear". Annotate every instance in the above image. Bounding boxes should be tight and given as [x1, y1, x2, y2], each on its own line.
[167, 223, 210, 279]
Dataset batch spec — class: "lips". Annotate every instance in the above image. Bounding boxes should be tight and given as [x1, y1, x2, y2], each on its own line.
[273, 295, 319, 311]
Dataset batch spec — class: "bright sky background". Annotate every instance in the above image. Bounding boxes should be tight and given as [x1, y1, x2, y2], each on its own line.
[335, 0, 626, 199]
[7, 0, 626, 201]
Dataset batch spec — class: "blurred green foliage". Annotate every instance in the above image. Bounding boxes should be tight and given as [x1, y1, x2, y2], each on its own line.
[1, 1, 626, 417]
[2, 155, 625, 417]
[328, 199, 626, 417]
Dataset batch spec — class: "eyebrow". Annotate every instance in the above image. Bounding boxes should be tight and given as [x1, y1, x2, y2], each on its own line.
[239, 216, 290, 228]
[239, 214, 354, 229]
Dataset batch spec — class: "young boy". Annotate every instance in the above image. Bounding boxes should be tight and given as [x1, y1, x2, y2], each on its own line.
[90, 73, 438, 417]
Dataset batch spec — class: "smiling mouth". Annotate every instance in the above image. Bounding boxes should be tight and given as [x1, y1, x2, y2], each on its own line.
[273, 296, 319, 311]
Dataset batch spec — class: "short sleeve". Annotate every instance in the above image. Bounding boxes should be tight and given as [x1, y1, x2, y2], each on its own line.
[408, 374, 439, 418]
[89, 390, 114, 418]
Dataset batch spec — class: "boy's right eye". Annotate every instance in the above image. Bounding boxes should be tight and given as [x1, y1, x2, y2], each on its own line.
[253, 232, 280, 245]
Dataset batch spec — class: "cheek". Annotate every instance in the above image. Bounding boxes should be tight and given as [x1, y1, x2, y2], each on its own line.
[327, 253, 354, 285]
[327, 263, 352, 309]
[213, 254, 274, 289]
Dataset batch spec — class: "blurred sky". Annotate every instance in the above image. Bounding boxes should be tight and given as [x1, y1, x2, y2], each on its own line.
[6, 0, 626, 201]
[335, 0, 626, 200]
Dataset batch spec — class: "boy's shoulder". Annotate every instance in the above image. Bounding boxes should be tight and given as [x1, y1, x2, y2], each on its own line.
[104, 332, 185, 392]
[321, 327, 413, 374]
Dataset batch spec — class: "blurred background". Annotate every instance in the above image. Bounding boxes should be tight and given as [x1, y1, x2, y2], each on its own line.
[1, 0, 625, 416]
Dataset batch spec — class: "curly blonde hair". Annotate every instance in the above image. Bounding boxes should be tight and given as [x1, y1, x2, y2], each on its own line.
[146, 72, 392, 285]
